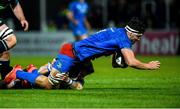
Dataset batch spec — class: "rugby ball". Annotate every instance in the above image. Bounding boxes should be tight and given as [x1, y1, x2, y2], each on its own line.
[112, 52, 128, 68]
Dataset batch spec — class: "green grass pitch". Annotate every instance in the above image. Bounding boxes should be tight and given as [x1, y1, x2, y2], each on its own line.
[0, 55, 180, 108]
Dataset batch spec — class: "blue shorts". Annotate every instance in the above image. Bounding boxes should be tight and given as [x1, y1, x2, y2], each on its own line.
[70, 23, 87, 37]
[52, 54, 76, 73]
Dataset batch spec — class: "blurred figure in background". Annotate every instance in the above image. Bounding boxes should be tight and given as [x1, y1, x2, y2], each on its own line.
[0, 0, 29, 80]
[66, 0, 91, 41]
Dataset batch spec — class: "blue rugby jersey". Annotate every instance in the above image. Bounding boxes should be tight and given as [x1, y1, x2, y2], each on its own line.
[74, 28, 133, 61]
[68, 1, 88, 25]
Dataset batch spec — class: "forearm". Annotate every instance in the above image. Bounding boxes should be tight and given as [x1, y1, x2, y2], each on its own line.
[121, 48, 160, 70]
[128, 59, 150, 70]
[12, 3, 26, 21]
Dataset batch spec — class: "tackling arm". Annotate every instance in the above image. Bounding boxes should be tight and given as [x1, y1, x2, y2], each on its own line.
[121, 48, 160, 70]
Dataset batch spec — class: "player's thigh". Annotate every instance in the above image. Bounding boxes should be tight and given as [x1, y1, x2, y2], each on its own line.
[4, 35, 17, 48]
[0, 24, 17, 49]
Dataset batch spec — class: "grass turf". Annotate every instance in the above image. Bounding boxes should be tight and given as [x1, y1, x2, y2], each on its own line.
[0, 55, 180, 108]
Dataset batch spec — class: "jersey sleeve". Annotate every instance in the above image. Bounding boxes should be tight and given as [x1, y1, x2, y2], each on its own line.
[116, 30, 132, 49]
[10, 0, 19, 8]
[118, 40, 132, 49]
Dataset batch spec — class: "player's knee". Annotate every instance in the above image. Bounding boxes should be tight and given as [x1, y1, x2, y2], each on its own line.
[81, 34, 88, 40]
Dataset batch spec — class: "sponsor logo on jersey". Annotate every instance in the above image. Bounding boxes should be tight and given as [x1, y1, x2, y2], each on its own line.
[56, 61, 62, 69]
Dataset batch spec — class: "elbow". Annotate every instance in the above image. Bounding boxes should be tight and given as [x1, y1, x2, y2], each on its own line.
[126, 62, 134, 67]
[126, 60, 136, 67]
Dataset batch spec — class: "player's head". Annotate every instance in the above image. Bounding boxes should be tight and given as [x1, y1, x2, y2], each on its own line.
[125, 17, 145, 43]
[125, 17, 145, 36]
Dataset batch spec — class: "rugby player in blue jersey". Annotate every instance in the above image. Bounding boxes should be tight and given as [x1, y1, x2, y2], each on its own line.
[0, 0, 29, 80]
[4, 17, 160, 90]
[67, 0, 91, 41]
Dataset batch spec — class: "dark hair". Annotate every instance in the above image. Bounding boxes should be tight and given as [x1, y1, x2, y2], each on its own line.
[126, 17, 145, 34]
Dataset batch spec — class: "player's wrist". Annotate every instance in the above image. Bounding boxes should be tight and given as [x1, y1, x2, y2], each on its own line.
[144, 63, 153, 70]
